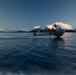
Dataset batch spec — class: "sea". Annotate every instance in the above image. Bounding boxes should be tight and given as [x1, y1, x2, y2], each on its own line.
[0, 32, 76, 75]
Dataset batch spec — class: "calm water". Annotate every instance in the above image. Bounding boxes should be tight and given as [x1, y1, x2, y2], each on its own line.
[0, 33, 76, 75]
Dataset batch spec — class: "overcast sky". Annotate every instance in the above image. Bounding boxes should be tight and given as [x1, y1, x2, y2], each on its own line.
[0, 0, 76, 29]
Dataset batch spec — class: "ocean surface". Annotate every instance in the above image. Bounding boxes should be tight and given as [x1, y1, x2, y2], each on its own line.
[0, 32, 76, 75]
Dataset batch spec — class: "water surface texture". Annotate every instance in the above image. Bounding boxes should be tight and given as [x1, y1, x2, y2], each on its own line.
[0, 33, 76, 75]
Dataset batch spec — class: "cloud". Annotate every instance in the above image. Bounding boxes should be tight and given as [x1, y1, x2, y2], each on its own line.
[0, 28, 4, 31]
[46, 22, 73, 30]
[34, 26, 41, 29]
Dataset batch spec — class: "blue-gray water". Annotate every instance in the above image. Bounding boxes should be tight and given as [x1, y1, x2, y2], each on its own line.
[0, 33, 76, 75]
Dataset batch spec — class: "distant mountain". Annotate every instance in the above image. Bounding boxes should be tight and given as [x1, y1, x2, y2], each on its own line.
[66, 29, 76, 32]
[30, 28, 48, 32]
[0, 30, 28, 33]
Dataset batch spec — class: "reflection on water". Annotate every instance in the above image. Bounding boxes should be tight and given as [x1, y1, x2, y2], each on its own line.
[51, 37, 64, 48]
